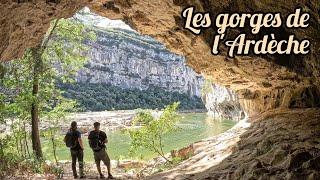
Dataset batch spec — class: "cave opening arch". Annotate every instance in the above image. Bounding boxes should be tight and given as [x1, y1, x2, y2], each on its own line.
[1, 1, 320, 179]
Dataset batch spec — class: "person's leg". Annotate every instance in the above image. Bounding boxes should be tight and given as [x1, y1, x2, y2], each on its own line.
[94, 151, 103, 177]
[71, 150, 78, 178]
[78, 150, 84, 178]
[101, 150, 112, 177]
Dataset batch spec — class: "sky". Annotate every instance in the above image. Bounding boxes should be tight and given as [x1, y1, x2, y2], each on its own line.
[72, 7, 134, 31]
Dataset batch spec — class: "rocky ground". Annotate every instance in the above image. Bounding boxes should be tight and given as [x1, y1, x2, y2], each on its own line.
[6, 112, 247, 179]
[44, 110, 164, 133]
[0, 110, 162, 134]
[149, 108, 320, 180]
[46, 110, 137, 133]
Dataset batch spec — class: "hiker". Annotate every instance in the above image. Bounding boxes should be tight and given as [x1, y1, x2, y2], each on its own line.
[88, 122, 114, 179]
[64, 121, 85, 179]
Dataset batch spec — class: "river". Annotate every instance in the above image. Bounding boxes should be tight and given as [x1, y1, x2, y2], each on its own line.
[42, 113, 236, 162]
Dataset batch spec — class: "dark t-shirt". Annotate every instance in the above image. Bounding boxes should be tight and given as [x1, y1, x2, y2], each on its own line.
[68, 130, 82, 151]
[88, 130, 107, 150]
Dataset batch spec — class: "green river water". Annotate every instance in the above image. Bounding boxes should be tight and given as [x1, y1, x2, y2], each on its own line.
[42, 113, 236, 162]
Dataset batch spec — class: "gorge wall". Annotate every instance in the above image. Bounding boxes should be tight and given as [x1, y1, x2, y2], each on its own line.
[203, 83, 245, 121]
[74, 9, 204, 98]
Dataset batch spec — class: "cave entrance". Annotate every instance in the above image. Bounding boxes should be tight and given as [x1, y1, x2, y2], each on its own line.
[0, 6, 244, 179]
[52, 7, 239, 161]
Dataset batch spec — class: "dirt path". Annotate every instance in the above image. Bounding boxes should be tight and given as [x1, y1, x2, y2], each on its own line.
[61, 162, 136, 179]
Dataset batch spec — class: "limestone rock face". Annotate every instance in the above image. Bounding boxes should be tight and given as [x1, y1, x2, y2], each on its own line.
[203, 83, 245, 120]
[0, 0, 88, 61]
[75, 24, 203, 97]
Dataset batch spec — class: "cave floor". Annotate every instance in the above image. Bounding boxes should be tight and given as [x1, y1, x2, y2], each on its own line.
[148, 108, 320, 180]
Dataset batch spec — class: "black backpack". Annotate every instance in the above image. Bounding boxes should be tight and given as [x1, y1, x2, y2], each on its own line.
[64, 131, 78, 148]
[89, 131, 102, 151]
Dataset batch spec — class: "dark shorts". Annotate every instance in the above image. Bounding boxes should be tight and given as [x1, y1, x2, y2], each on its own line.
[94, 149, 110, 166]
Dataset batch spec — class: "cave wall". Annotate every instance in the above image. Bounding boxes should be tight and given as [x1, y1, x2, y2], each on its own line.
[0, 0, 319, 117]
[0, 0, 88, 61]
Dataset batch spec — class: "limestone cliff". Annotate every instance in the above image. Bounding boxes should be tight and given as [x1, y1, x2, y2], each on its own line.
[74, 9, 203, 97]
[203, 83, 245, 121]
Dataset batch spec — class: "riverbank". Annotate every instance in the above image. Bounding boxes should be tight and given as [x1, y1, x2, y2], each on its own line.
[51, 115, 247, 179]
[43, 109, 202, 133]
[147, 117, 250, 179]
[2, 110, 241, 179]
[148, 108, 320, 179]
[42, 112, 236, 162]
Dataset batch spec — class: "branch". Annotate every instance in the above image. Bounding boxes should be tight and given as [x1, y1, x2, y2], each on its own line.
[151, 139, 171, 163]
[159, 133, 165, 158]
[41, 19, 60, 51]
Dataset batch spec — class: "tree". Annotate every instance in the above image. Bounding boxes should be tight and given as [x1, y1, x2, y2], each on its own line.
[43, 100, 77, 165]
[57, 82, 205, 111]
[128, 102, 181, 163]
[1, 17, 95, 159]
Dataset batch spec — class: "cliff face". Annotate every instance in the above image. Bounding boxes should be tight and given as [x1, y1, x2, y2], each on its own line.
[203, 83, 245, 121]
[73, 10, 203, 97]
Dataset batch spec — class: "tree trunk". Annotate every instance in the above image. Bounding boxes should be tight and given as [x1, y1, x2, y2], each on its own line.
[31, 46, 43, 159]
[29, 20, 58, 159]
[23, 122, 31, 158]
[51, 131, 58, 165]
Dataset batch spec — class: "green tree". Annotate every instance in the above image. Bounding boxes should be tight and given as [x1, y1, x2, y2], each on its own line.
[43, 100, 77, 165]
[1, 17, 95, 159]
[128, 102, 181, 163]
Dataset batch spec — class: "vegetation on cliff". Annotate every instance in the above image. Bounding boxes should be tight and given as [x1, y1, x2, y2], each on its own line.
[58, 82, 205, 111]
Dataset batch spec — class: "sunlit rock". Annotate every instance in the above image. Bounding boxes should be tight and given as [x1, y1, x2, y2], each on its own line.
[74, 9, 204, 97]
[203, 83, 245, 120]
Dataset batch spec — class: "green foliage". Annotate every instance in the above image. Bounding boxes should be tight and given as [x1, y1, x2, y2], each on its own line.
[58, 82, 205, 111]
[0, 17, 95, 177]
[0, 93, 5, 123]
[128, 102, 181, 163]
[1, 18, 95, 120]
[43, 19, 96, 83]
[42, 100, 77, 165]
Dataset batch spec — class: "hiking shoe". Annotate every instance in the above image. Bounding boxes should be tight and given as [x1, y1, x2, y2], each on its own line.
[79, 175, 86, 179]
[100, 174, 105, 179]
[108, 174, 114, 179]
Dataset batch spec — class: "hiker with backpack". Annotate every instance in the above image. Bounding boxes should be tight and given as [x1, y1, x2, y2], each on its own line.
[88, 122, 114, 179]
[64, 121, 85, 179]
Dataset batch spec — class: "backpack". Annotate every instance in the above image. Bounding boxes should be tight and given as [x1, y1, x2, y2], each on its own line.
[89, 131, 102, 151]
[64, 131, 78, 148]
